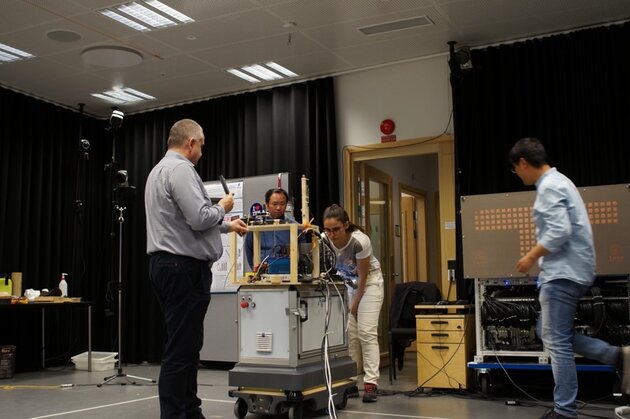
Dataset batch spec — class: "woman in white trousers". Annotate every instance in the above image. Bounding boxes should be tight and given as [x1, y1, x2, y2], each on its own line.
[323, 204, 384, 403]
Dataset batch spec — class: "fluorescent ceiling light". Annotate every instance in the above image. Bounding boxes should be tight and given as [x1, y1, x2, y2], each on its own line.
[91, 93, 126, 105]
[146, 0, 194, 23]
[91, 87, 156, 104]
[123, 87, 155, 100]
[99, 1, 193, 32]
[265, 62, 297, 77]
[226, 62, 298, 83]
[0, 50, 20, 62]
[227, 68, 260, 83]
[119, 2, 176, 28]
[0, 42, 34, 63]
[241, 64, 283, 81]
[99, 9, 149, 31]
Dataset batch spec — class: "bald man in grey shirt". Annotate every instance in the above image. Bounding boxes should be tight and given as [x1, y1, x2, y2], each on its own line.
[145, 119, 247, 419]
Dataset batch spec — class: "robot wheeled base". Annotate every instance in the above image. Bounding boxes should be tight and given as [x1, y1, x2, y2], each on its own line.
[229, 379, 356, 419]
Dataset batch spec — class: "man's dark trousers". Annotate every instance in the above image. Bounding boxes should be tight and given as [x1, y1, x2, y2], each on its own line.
[150, 252, 212, 419]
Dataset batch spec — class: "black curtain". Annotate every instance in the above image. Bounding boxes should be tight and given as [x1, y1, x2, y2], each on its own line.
[0, 77, 338, 366]
[0, 88, 116, 368]
[454, 22, 630, 196]
[451, 22, 630, 299]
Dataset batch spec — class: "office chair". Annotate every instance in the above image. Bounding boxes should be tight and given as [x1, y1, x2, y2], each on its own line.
[388, 281, 441, 384]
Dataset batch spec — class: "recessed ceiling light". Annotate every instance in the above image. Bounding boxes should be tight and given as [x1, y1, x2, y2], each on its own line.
[99, 0, 194, 32]
[91, 87, 156, 104]
[227, 68, 260, 83]
[145, 0, 193, 23]
[265, 62, 297, 77]
[82, 46, 143, 68]
[241, 64, 283, 81]
[0, 42, 34, 63]
[118, 2, 176, 28]
[226, 62, 298, 83]
[100, 9, 149, 31]
[46, 29, 82, 43]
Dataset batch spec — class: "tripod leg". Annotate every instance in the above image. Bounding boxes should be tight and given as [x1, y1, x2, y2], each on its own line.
[126, 374, 156, 383]
[98, 373, 135, 387]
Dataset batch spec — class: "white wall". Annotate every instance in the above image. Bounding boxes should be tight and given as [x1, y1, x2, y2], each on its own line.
[333, 55, 453, 286]
[335, 54, 452, 149]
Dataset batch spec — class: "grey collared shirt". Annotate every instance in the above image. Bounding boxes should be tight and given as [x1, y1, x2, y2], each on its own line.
[145, 150, 229, 262]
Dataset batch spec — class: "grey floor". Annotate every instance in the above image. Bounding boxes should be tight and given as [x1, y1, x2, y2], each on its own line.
[0, 353, 623, 419]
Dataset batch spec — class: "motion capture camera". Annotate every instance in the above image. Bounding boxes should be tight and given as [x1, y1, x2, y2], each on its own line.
[79, 138, 91, 160]
[109, 110, 124, 130]
[115, 170, 129, 189]
[113, 169, 136, 207]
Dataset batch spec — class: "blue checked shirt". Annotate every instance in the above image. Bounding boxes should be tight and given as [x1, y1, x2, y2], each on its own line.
[534, 168, 595, 286]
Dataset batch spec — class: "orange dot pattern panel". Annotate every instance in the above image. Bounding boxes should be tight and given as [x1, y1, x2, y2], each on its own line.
[586, 201, 619, 225]
[473, 200, 620, 258]
[473, 207, 535, 256]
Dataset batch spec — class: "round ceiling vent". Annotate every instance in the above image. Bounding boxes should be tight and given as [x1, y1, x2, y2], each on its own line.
[47, 29, 82, 42]
[81, 46, 143, 68]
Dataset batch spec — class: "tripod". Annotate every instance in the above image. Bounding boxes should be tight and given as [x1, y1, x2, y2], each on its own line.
[99, 205, 154, 386]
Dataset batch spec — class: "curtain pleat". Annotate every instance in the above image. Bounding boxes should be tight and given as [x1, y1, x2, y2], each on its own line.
[454, 22, 630, 197]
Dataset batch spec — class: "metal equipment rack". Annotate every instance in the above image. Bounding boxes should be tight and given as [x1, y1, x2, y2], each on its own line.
[461, 183, 630, 395]
[468, 275, 629, 395]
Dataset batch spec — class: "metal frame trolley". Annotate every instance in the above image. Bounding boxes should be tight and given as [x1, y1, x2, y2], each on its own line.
[228, 283, 357, 418]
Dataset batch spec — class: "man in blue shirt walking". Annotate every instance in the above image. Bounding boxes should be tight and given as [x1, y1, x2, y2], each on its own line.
[510, 137, 629, 419]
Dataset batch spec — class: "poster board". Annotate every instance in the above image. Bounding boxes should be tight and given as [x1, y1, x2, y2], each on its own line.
[461, 183, 630, 279]
[204, 172, 290, 292]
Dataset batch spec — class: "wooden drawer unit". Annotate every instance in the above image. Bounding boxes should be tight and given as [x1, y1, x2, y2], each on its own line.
[415, 306, 474, 389]
[416, 317, 466, 334]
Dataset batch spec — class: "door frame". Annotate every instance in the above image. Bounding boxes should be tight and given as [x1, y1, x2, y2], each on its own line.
[361, 163, 394, 360]
[362, 163, 394, 283]
[342, 134, 455, 297]
[399, 184, 429, 283]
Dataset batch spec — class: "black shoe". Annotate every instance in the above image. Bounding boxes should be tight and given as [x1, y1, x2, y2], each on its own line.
[362, 383, 377, 403]
[539, 409, 574, 418]
[346, 386, 359, 399]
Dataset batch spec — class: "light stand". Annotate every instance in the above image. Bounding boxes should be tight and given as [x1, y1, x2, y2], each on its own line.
[98, 110, 154, 387]
[99, 203, 154, 386]
[71, 103, 88, 293]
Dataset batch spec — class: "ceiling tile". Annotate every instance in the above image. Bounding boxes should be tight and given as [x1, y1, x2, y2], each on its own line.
[144, 9, 286, 52]
[191, 32, 325, 68]
[0, 0, 628, 116]
[266, 0, 434, 29]
[335, 32, 449, 68]
[303, 6, 445, 50]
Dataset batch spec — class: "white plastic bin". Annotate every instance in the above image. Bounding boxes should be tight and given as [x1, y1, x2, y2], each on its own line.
[71, 351, 117, 371]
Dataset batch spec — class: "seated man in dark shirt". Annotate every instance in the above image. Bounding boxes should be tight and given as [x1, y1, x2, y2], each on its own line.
[244, 188, 298, 271]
